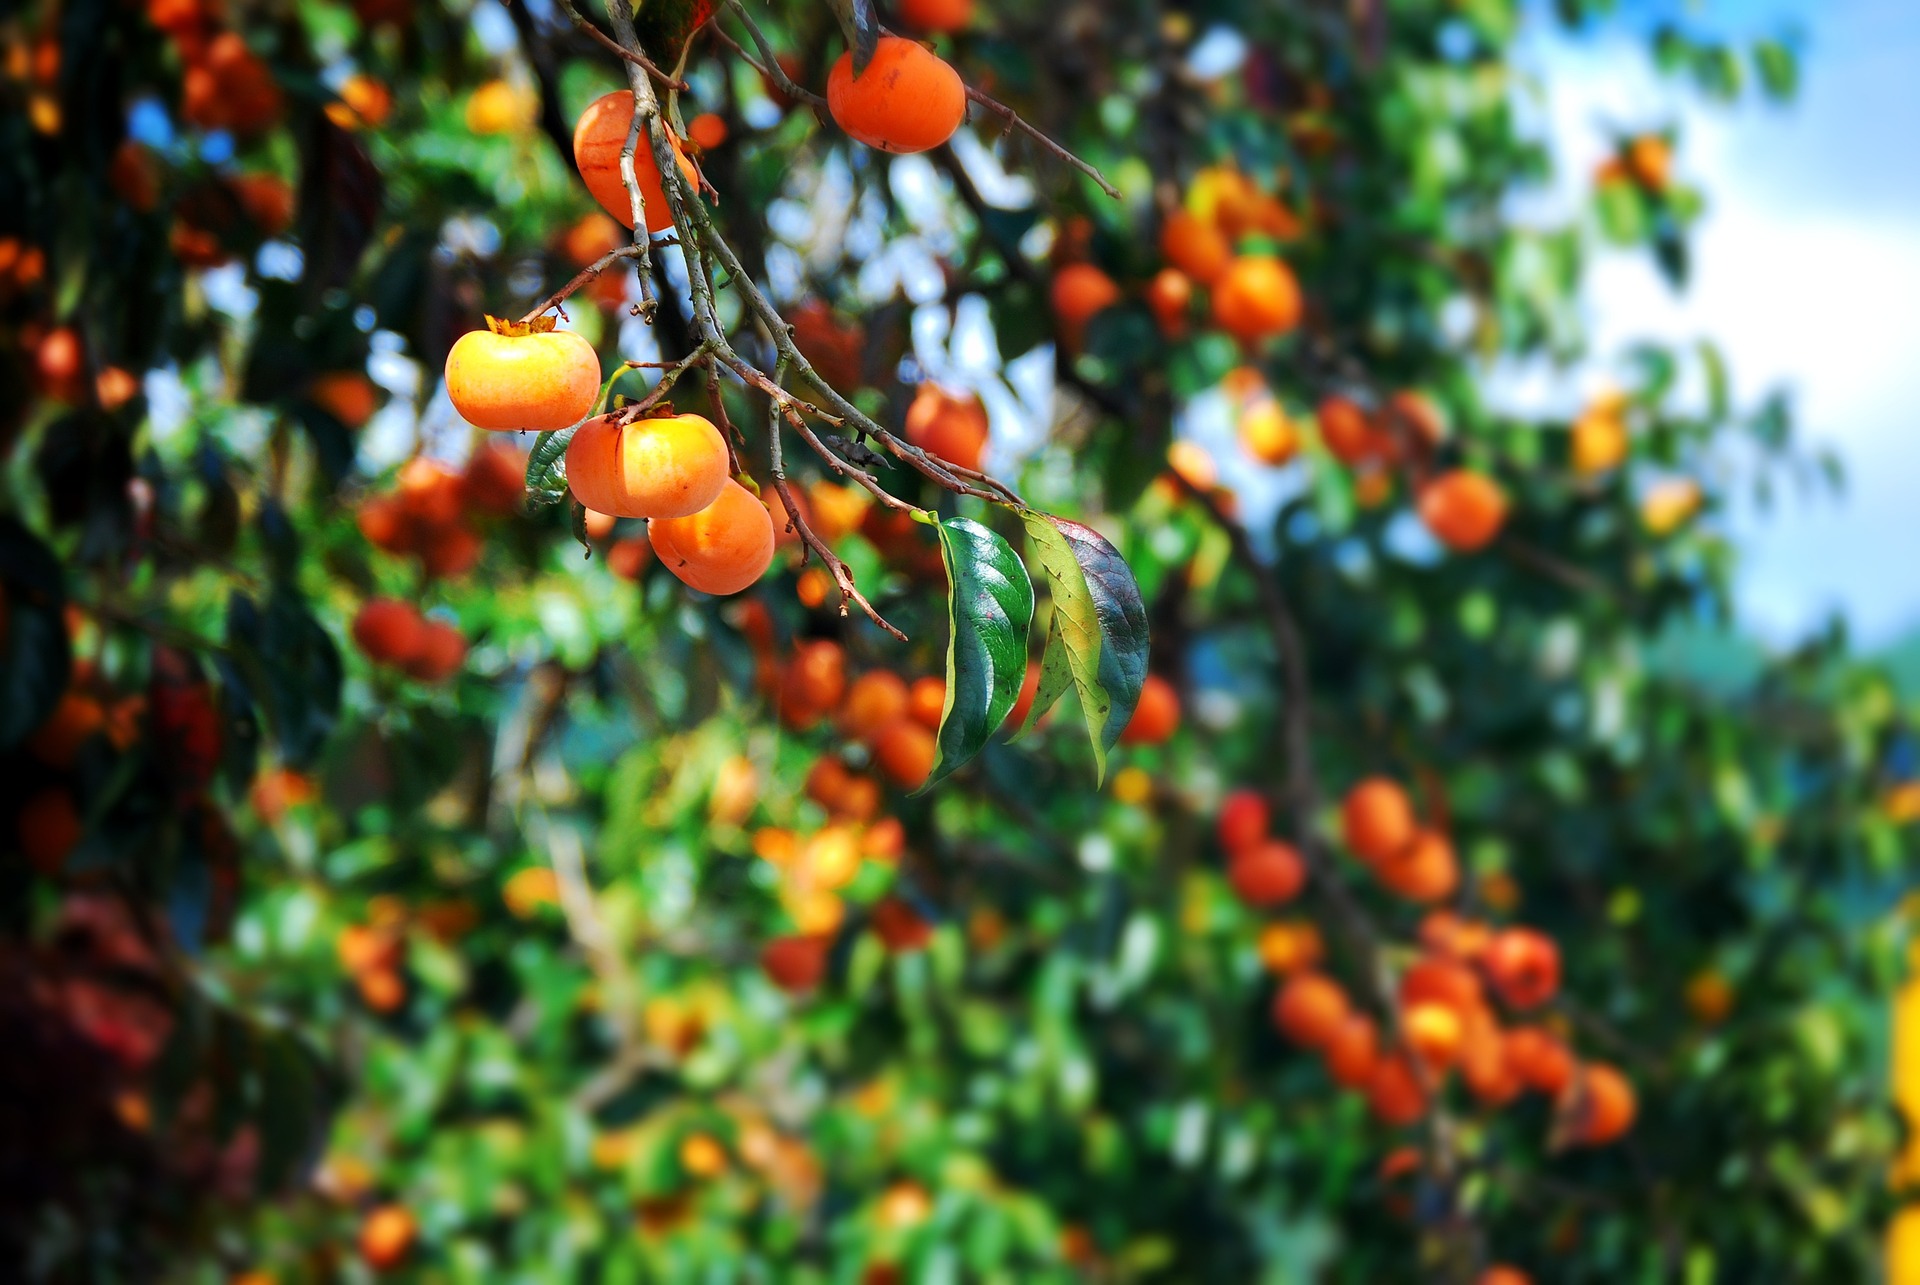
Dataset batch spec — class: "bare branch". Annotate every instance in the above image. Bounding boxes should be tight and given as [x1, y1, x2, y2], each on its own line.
[556, 0, 690, 91]
[963, 85, 1122, 200]
[519, 243, 649, 324]
[718, 2, 828, 110]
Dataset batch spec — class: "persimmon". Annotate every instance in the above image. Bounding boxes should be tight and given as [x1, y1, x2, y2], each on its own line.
[1418, 911, 1492, 963]
[1119, 673, 1179, 745]
[687, 112, 728, 151]
[1572, 405, 1629, 475]
[352, 599, 427, 667]
[1006, 662, 1043, 729]
[1382, 390, 1447, 450]
[1484, 928, 1560, 1010]
[1376, 829, 1460, 903]
[1400, 957, 1486, 1015]
[309, 371, 378, 429]
[606, 537, 651, 581]
[1560, 1061, 1636, 1146]
[904, 384, 990, 471]
[844, 670, 911, 741]
[1641, 478, 1702, 535]
[402, 620, 466, 684]
[1460, 1020, 1523, 1108]
[765, 484, 811, 549]
[1627, 134, 1671, 190]
[332, 73, 393, 128]
[466, 78, 533, 135]
[901, 0, 973, 33]
[1504, 1026, 1575, 1096]
[573, 90, 698, 232]
[336, 924, 403, 976]
[1365, 1053, 1428, 1126]
[826, 37, 966, 154]
[1238, 400, 1299, 466]
[357, 496, 413, 554]
[1051, 263, 1121, 346]
[761, 933, 831, 993]
[863, 816, 906, 861]
[1685, 970, 1733, 1024]
[784, 641, 848, 717]
[1217, 788, 1269, 854]
[1479, 1267, 1532, 1285]
[358, 1203, 417, 1271]
[874, 718, 937, 789]
[872, 896, 933, 952]
[1341, 777, 1416, 864]
[1316, 395, 1382, 465]
[1211, 255, 1302, 342]
[20, 788, 82, 875]
[358, 964, 405, 1011]
[250, 767, 315, 824]
[34, 327, 85, 402]
[1273, 973, 1351, 1048]
[461, 443, 527, 516]
[229, 173, 294, 237]
[808, 480, 871, 541]
[108, 140, 161, 213]
[1160, 210, 1231, 285]
[790, 300, 866, 392]
[907, 677, 946, 731]
[95, 367, 140, 411]
[1227, 839, 1306, 907]
[397, 457, 465, 530]
[1166, 440, 1218, 492]
[1146, 268, 1192, 336]
[1257, 921, 1324, 975]
[566, 411, 729, 520]
[649, 480, 777, 595]
[1403, 1002, 1464, 1069]
[445, 323, 600, 431]
[1323, 1012, 1380, 1088]
[1418, 469, 1508, 552]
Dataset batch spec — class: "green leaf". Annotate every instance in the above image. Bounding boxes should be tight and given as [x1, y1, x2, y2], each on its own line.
[924, 516, 1034, 790]
[1753, 39, 1799, 102]
[1015, 514, 1149, 782]
[826, 0, 880, 75]
[526, 427, 577, 508]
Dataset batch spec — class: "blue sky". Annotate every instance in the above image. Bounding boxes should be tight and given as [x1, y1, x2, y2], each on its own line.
[1535, 0, 1920, 646]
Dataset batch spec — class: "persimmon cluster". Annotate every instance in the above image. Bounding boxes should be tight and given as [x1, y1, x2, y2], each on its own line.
[356, 447, 525, 580]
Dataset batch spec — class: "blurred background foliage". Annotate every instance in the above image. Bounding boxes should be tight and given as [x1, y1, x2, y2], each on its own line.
[0, 0, 1908, 1282]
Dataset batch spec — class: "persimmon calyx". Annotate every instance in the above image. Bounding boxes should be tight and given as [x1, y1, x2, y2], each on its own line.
[484, 314, 559, 337]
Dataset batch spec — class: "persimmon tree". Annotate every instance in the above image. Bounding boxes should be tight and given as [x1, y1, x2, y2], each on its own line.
[0, 0, 1900, 1283]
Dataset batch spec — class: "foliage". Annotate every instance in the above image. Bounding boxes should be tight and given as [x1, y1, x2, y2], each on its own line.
[0, 0, 1899, 1283]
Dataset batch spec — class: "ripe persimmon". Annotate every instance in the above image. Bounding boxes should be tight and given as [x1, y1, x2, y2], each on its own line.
[1147, 268, 1192, 336]
[566, 411, 729, 520]
[1572, 406, 1629, 476]
[872, 896, 933, 952]
[397, 457, 464, 529]
[874, 718, 937, 789]
[1403, 1002, 1465, 1069]
[1317, 395, 1384, 465]
[19, 788, 82, 875]
[1418, 910, 1492, 963]
[1560, 1061, 1635, 1146]
[573, 90, 698, 232]
[1460, 1020, 1523, 1107]
[1273, 973, 1351, 1048]
[904, 384, 990, 472]
[1504, 1026, 1575, 1096]
[352, 599, 427, 667]
[1160, 210, 1231, 285]
[403, 620, 466, 684]
[1228, 839, 1307, 907]
[358, 1203, 416, 1271]
[1375, 829, 1461, 902]
[29, 690, 106, 767]
[1217, 788, 1269, 854]
[826, 37, 966, 154]
[1005, 662, 1043, 729]
[1365, 1053, 1428, 1126]
[1479, 1268, 1532, 1285]
[309, 371, 379, 429]
[1383, 390, 1447, 450]
[1051, 263, 1121, 347]
[606, 537, 651, 581]
[907, 677, 946, 731]
[649, 479, 777, 596]
[1323, 1012, 1380, 1088]
[461, 443, 527, 516]
[445, 323, 600, 431]
[1418, 469, 1508, 552]
[1485, 928, 1560, 1011]
[1119, 673, 1179, 746]
[1238, 399, 1299, 466]
[761, 932, 831, 993]
[358, 495, 412, 553]
[1211, 255, 1302, 342]
[1400, 956, 1485, 1015]
[1341, 777, 1416, 864]
[844, 670, 911, 741]
[687, 112, 728, 151]
[680, 1132, 728, 1178]
[1257, 921, 1324, 976]
[784, 640, 847, 717]
[900, 0, 973, 33]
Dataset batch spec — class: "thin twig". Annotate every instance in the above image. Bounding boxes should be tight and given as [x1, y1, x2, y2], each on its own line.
[962, 85, 1121, 199]
[519, 244, 649, 324]
[556, 0, 690, 91]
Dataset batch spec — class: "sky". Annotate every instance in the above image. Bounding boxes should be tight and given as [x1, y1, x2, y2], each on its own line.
[1527, 0, 1920, 647]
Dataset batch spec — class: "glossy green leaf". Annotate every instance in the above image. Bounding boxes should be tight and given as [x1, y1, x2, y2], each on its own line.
[526, 427, 576, 507]
[1015, 513, 1150, 782]
[924, 516, 1034, 790]
[826, 0, 880, 75]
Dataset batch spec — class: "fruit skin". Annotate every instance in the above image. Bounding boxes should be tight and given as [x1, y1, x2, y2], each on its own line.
[874, 718, 937, 790]
[1238, 400, 1299, 466]
[573, 91, 697, 232]
[1418, 469, 1509, 552]
[1560, 1061, 1636, 1146]
[904, 384, 990, 472]
[871, 896, 933, 952]
[1375, 829, 1461, 903]
[1216, 789, 1269, 854]
[1484, 928, 1561, 1010]
[761, 933, 830, 992]
[1211, 256, 1302, 342]
[309, 371, 379, 429]
[1051, 263, 1121, 346]
[648, 480, 777, 596]
[1273, 973, 1350, 1048]
[445, 327, 601, 431]
[1573, 406, 1629, 475]
[1365, 1053, 1427, 1126]
[844, 670, 911, 742]
[907, 677, 946, 731]
[1403, 1002, 1465, 1069]
[1160, 210, 1231, 285]
[826, 37, 967, 154]
[352, 599, 427, 667]
[566, 411, 729, 519]
[1227, 840, 1307, 907]
[1478, 1269, 1533, 1285]
[1119, 674, 1179, 746]
[1146, 268, 1192, 336]
[1317, 395, 1385, 465]
[359, 1203, 417, 1271]
[1505, 1026, 1575, 1096]
[1257, 921, 1324, 976]
[1341, 777, 1416, 864]
[402, 620, 467, 684]
[1322, 1012, 1379, 1087]
[900, 0, 973, 33]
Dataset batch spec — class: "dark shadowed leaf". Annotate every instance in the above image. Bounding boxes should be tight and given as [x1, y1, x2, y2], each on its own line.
[923, 516, 1034, 790]
[0, 516, 71, 749]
